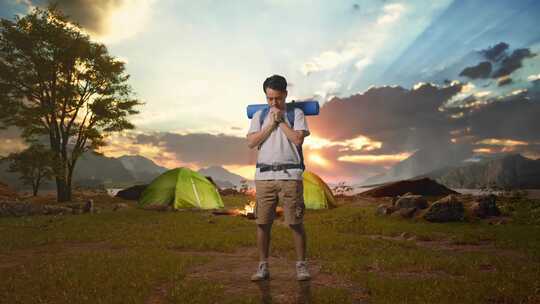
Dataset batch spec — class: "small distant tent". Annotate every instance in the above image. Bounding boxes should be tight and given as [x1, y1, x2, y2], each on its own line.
[303, 171, 336, 209]
[138, 168, 224, 209]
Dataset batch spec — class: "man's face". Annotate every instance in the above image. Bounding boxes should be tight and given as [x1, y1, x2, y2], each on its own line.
[265, 88, 287, 110]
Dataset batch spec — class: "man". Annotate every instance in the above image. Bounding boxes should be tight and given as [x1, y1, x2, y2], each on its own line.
[246, 74, 311, 281]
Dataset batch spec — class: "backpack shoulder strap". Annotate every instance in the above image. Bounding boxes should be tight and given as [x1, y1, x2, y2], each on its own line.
[287, 105, 305, 171]
[286, 105, 295, 127]
[256, 108, 270, 150]
[259, 107, 270, 129]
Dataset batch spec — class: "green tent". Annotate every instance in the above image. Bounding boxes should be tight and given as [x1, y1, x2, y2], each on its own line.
[138, 167, 224, 209]
[303, 171, 336, 209]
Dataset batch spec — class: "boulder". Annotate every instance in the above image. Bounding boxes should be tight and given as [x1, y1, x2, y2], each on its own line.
[115, 185, 147, 200]
[42, 205, 73, 215]
[470, 195, 500, 218]
[397, 207, 418, 218]
[423, 195, 464, 222]
[360, 178, 458, 198]
[0, 201, 38, 217]
[375, 204, 396, 216]
[83, 199, 94, 213]
[395, 195, 428, 209]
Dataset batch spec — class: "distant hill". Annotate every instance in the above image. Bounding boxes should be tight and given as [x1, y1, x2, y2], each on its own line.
[197, 166, 252, 189]
[421, 154, 540, 189]
[0, 152, 168, 190]
[362, 145, 472, 186]
[118, 155, 168, 182]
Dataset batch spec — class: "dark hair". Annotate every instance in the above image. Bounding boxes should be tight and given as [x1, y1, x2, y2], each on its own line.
[263, 74, 287, 93]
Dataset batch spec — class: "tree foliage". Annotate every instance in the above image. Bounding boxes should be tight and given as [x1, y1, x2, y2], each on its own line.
[0, 5, 142, 201]
[1, 144, 54, 196]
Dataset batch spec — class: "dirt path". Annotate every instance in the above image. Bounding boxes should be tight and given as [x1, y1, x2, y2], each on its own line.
[153, 247, 371, 304]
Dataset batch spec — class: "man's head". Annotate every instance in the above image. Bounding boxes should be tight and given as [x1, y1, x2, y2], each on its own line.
[263, 74, 287, 110]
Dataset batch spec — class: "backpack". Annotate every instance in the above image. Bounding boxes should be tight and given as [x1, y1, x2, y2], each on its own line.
[258, 103, 306, 171]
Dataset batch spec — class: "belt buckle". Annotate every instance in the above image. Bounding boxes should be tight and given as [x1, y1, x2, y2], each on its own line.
[271, 162, 280, 171]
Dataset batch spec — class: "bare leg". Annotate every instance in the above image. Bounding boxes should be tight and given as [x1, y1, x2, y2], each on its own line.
[290, 223, 306, 261]
[257, 223, 273, 261]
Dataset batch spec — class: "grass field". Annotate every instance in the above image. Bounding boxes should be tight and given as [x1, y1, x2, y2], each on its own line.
[1, 193, 539, 303]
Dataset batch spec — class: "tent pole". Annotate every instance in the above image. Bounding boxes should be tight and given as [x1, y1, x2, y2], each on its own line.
[191, 178, 202, 208]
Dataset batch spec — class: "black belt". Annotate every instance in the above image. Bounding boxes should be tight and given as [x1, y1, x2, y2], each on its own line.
[256, 163, 303, 172]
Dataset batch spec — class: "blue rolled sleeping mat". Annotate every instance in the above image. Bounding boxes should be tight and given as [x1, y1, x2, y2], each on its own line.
[246, 100, 319, 119]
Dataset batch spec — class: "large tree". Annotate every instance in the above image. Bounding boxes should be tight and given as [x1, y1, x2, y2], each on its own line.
[0, 6, 142, 202]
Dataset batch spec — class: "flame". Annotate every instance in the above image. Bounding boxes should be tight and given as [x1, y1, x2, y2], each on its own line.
[237, 201, 256, 216]
[226, 201, 283, 218]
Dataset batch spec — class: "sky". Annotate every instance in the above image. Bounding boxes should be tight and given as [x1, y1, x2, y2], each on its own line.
[1, 0, 540, 185]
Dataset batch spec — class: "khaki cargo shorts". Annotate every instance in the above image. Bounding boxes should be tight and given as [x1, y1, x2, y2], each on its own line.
[254, 179, 305, 225]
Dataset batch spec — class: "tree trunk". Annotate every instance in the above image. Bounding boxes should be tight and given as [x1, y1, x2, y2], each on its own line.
[33, 176, 41, 197]
[56, 177, 70, 202]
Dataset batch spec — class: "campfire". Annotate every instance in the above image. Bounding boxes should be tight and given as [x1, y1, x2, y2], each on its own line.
[212, 201, 283, 219]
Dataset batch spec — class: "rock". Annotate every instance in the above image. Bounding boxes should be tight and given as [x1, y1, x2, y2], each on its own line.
[398, 207, 418, 218]
[0, 201, 46, 217]
[83, 199, 94, 213]
[395, 195, 428, 209]
[115, 185, 147, 200]
[470, 195, 500, 218]
[375, 204, 396, 216]
[423, 195, 464, 222]
[42, 205, 72, 215]
[390, 207, 417, 219]
[400, 232, 412, 239]
[113, 203, 129, 211]
[360, 178, 459, 197]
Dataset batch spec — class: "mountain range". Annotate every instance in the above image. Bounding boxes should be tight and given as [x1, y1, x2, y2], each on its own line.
[422, 154, 540, 189]
[0, 152, 169, 190]
[362, 152, 540, 190]
[0, 152, 253, 191]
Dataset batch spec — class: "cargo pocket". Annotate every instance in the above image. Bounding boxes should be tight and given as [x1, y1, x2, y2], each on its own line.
[253, 200, 259, 219]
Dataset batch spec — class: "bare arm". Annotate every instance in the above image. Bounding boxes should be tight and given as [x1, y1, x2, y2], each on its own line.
[278, 122, 307, 146]
[246, 121, 278, 149]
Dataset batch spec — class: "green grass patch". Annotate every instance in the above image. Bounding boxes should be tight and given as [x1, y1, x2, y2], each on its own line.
[0, 194, 539, 303]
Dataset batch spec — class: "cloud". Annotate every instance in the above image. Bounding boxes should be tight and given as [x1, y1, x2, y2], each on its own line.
[314, 81, 341, 101]
[481, 42, 509, 61]
[462, 92, 540, 143]
[492, 48, 536, 78]
[528, 74, 540, 82]
[301, 47, 364, 76]
[134, 132, 254, 167]
[338, 152, 412, 165]
[307, 82, 464, 152]
[376, 3, 405, 25]
[300, 2, 405, 75]
[28, 0, 155, 42]
[497, 76, 512, 87]
[459, 61, 492, 79]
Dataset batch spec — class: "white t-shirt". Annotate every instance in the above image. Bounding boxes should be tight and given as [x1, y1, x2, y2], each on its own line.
[247, 107, 310, 180]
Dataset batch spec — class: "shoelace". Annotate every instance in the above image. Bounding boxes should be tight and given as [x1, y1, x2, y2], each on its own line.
[296, 262, 309, 275]
[258, 263, 268, 274]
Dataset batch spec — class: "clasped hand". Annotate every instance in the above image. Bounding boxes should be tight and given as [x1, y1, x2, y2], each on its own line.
[269, 107, 284, 128]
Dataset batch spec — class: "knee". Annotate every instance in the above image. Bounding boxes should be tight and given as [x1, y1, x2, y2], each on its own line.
[257, 223, 272, 232]
[288, 223, 304, 232]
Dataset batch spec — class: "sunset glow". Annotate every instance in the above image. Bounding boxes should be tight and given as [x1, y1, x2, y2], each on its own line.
[308, 153, 331, 168]
[477, 139, 529, 146]
[338, 152, 412, 164]
[304, 135, 382, 152]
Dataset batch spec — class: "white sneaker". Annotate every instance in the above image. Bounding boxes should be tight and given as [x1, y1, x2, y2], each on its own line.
[251, 261, 270, 281]
[296, 261, 311, 281]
